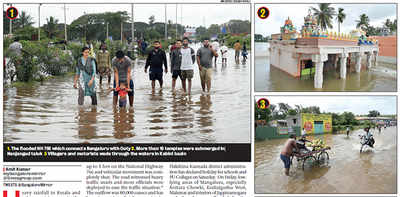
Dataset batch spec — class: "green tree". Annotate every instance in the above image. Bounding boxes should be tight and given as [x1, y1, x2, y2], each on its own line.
[69, 11, 129, 41]
[44, 16, 60, 39]
[368, 110, 380, 117]
[336, 8, 346, 33]
[392, 19, 397, 32]
[14, 11, 34, 29]
[195, 26, 208, 39]
[269, 104, 278, 120]
[366, 25, 380, 36]
[254, 102, 273, 123]
[384, 19, 397, 33]
[225, 20, 250, 34]
[148, 15, 155, 27]
[14, 26, 38, 40]
[311, 3, 335, 31]
[384, 19, 392, 30]
[301, 106, 321, 114]
[278, 103, 291, 115]
[356, 14, 370, 31]
[207, 24, 221, 37]
[134, 22, 149, 40]
[254, 34, 263, 42]
[3, 11, 10, 34]
[342, 112, 355, 125]
[331, 113, 344, 125]
[287, 109, 298, 116]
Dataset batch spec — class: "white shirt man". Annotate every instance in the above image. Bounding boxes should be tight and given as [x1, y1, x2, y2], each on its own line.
[180, 38, 196, 95]
[211, 40, 220, 51]
[211, 40, 220, 64]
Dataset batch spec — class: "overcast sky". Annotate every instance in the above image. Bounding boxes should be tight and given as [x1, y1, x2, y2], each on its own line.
[3, 3, 250, 28]
[255, 96, 397, 115]
[255, 4, 397, 37]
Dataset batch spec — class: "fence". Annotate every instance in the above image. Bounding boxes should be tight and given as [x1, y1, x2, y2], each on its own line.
[255, 126, 301, 140]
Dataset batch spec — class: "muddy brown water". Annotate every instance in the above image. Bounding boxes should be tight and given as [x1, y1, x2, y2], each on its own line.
[255, 42, 397, 92]
[255, 127, 397, 194]
[3, 46, 250, 143]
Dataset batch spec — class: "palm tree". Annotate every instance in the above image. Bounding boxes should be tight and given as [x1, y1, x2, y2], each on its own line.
[336, 8, 346, 33]
[356, 14, 369, 31]
[16, 11, 34, 29]
[384, 19, 392, 29]
[311, 3, 335, 31]
[384, 19, 397, 33]
[294, 104, 303, 114]
[278, 103, 291, 115]
[45, 16, 59, 39]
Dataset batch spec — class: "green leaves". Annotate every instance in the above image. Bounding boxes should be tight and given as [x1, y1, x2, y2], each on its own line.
[311, 3, 335, 31]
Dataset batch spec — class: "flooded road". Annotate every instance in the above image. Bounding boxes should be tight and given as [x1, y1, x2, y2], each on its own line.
[255, 42, 397, 92]
[3, 46, 250, 143]
[255, 126, 397, 194]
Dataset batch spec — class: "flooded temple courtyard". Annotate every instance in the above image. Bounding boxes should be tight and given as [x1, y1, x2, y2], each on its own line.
[254, 4, 397, 92]
[255, 42, 396, 92]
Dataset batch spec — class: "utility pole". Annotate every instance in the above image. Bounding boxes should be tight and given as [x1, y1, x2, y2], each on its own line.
[83, 12, 87, 40]
[9, 4, 12, 34]
[175, 4, 178, 39]
[121, 22, 123, 42]
[164, 4, 167, 41]
[131, 4, 134, 42]
[64, 4, 67, 41]
[181, 4, 183, 39]
[106, 22, 109, 40]
[38, 3, 41, 40]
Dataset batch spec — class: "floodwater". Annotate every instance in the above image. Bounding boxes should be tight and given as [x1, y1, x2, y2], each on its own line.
[255, 42, 397, 92]
[3, 45, 250, 143]
[255, 126, 397, 194]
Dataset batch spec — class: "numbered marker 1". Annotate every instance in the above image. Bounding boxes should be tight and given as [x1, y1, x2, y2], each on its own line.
[6, 7, 18, 20]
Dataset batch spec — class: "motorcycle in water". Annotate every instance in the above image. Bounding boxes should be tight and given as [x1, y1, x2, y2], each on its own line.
[359, 133, 375, 153]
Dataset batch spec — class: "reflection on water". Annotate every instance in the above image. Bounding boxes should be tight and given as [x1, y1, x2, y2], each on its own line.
[3, 47, 250, 143]
[255, 127, 397, 194]
[255, 42, 396, 92]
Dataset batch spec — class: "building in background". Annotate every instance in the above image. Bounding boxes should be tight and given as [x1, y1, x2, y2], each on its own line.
[268, 10, 379, 89]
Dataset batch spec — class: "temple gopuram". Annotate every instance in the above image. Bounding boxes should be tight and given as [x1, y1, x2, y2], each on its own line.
[269, 9, 379, 89]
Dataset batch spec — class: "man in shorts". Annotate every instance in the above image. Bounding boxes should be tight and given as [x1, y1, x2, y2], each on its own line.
[280, 134, 298, 176]
[170, 40, 183, 93]
[112, 50, 134, 107]
[196, 38, 218, 94]
[234, 40, 241, 62]
[145, 41, 168, 91]
[180, 37, 196, 95]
